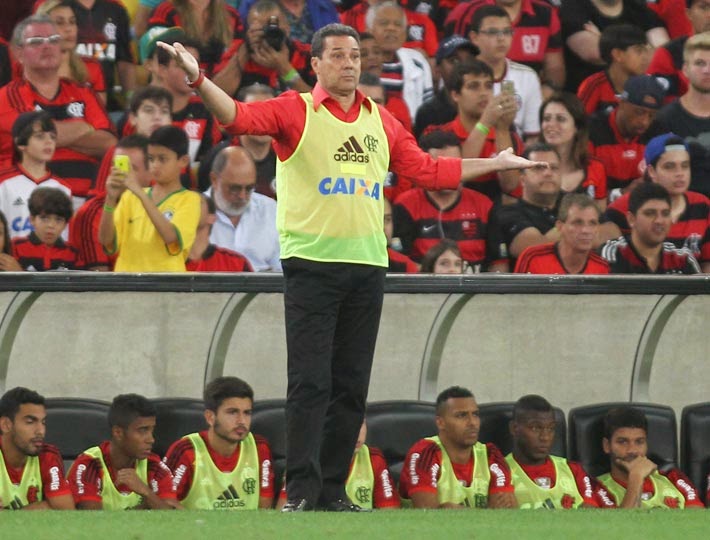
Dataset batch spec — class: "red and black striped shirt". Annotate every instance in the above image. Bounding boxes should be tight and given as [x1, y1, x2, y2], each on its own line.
[12, 232, 78, 271]
[601, 235, 700, 274]
[577, 70, 620, 116]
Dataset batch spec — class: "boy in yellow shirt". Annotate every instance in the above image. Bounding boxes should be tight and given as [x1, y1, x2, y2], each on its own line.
[99, 125, 200, 271]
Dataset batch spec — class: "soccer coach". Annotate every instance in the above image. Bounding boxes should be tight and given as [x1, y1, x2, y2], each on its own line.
[159, 24, 545, 512]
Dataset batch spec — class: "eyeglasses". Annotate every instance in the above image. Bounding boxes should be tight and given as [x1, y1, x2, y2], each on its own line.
[23, 34, 62, 47]
[226, 184, 256, 195]
[478, 28, 514, 38]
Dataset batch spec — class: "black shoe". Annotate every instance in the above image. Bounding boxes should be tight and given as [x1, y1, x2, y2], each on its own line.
[322, 499, 371, 512]
[281, 498, 314, 512]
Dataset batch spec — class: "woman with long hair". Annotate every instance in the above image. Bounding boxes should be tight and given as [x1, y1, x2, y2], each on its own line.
[539, 93, 608, 210]
[148, 0, 243, 77]
[35, 0, 107, 103]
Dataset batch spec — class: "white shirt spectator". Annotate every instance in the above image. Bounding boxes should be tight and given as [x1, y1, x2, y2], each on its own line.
[494, 59, 543, 139]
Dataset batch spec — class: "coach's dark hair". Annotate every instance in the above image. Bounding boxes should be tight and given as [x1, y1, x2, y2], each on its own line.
[311, 23, 359, 59]
[108, 394, 156, 429]
[149, 125, 189, 158]
[470, 5, 509, 33]
[628, 182, 671, 214]
[0, 387, 45, 420]
[449, 59, 494, 93]
[604, 406, 648, 440]
[436, 386, 474, 415]
[204, 376, 254, 411]
[513, 394, 553, 421]
[129, 86, 173, 115]
[28, 187, 72, 220]
[599, 24, 647, 66]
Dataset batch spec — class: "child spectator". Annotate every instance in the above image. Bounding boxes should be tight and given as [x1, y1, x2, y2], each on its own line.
[11, 187, 77, 271]
[98, 126, 201, 272]
[420, 239, 464, 274]
[0, 111, 72, 240]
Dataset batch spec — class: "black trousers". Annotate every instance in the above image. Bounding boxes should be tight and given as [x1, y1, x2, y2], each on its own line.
[282, 257, 386, 505]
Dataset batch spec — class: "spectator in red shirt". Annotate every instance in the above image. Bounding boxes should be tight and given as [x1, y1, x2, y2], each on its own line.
[0, 386, 75, 509]
[11, 186, 78, 271]
[0, 14, 117, 200]
[515, 193, 609, 275]
[67, 394, 181, 510]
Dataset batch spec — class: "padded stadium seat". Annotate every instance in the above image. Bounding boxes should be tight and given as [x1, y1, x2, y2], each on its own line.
[251, 399, 287, 495]
[568, 402, 677, 478]
[44, 398, 111, 470]
[681, 402, 710, 503]
[365, 400, 437, 483]
[150, 398, 206, 458]
[478, 402, 567, 458]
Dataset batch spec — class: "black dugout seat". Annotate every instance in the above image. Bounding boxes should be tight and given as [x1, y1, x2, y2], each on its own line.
[150, 398, 206, 457]
[680, 402, 710, 503]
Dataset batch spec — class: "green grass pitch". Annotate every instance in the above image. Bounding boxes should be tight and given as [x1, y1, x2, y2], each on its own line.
[2, 509, 710, 540]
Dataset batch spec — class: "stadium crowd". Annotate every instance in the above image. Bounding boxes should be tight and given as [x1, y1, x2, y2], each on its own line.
[0, 0, 709, 274]
[1, 382, 707, 510]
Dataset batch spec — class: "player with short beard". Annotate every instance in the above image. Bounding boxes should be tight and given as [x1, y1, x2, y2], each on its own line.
[0, 387, 74, 510]
[163, 377, 275, 510]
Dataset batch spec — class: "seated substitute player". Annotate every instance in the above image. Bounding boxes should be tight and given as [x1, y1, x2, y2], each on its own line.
[68, 394, 179, 510]
[277, 420, 400, 510]
[163, 376, 275, 510]
[506, 395, 598, 509]
[399, 386, 517, 509]
[514, 193, 610, 275]
[98, 125, 201, 272]
[11, 187, 77, 271]
[601, 183, 701, 274]
[0, 387, 74, 510]
[594, 406, 704, 509]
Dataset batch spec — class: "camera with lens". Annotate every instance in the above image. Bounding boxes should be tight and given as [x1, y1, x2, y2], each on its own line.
[263, 16, 285, 50]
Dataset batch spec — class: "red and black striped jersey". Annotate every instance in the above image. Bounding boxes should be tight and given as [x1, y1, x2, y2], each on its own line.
[148, 1, 244, 77]
[561, 158, 607, 201]
[577, 70, 619, 116]
[71, 194, 114, 270]
[647, 36, 688, 104]
[387, 247, 419, 273]
[602, 190, 710, 263]
[0, 78, 114, 197]
[601, 235, 701, 274]
[12, 232, 78, 271]
[588, 108, 650, 192]
[186, 244, 253, 272]
[444, 0, 562, 74]
[514, 242, 610, 274]
[423, 116, 523, 201]
[393, 187, 494, 269]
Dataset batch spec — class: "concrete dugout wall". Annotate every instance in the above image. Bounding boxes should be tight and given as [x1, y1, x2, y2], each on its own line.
[0, 273, 709, 417]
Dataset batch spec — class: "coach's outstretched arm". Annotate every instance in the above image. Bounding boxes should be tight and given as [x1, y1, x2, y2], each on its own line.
[460, 148, 547, 184]
[157, 41, 237, 125]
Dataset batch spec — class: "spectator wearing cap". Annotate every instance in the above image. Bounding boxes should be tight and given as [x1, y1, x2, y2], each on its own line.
[0, 14, 117, 202]
[588, 75, 665, 200]
[141, 27, 225, 183]
[414, 35, 478, 139]
[597, 132, 710, 272]
[652, 32, 710, 198]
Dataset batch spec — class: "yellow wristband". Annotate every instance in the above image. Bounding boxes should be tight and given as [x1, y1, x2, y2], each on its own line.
[474, 122, 490, 135]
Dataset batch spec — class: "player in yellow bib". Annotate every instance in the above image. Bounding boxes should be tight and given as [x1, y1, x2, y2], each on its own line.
[68, 394, 180, 510]
[163, 376, 275, 509]
[594, 406, 704, 509]
[0, 387, 74, 510]
[399, 386, 517, 509]
[160, 23, 547, 512]
[506, 395, 598, 509]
